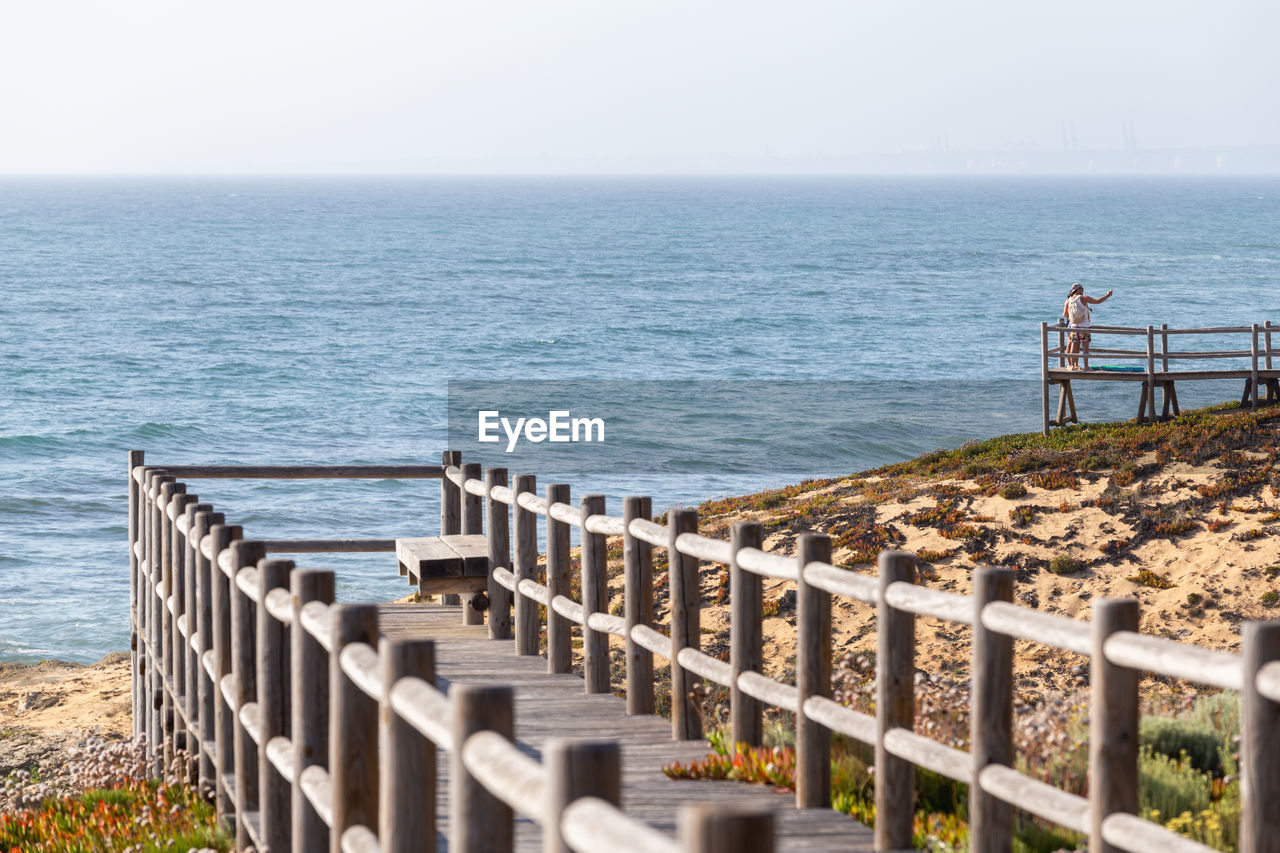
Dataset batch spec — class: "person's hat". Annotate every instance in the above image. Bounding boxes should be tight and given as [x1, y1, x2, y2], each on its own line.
[1068, 282, 1083, 295]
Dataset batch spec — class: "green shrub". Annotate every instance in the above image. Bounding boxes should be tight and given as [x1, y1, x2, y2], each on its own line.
[755, 492, 787, 510]
[1140, 716, 1225, 776]
[1262, 590, 1279, 607]
[1128, 569, 1176, 589]
[1180, 693, 1241, 747]
[1138, 746, 1212, 824]
[998, 482, 1028, 499]
[1048, 555, 1083, 576]
[1007, 454, 1050, 473]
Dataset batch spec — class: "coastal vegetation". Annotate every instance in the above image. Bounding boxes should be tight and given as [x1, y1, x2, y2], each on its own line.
[656, 400, 1277, 851]
[0, 738, 228, 851]
[666, 664, 1244, 852]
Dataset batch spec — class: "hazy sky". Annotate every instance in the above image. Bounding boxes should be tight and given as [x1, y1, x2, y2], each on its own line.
[1, 0, 1276, 174]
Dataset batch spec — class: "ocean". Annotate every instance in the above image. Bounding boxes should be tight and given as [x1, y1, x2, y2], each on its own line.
[2, 176, 1277, 663]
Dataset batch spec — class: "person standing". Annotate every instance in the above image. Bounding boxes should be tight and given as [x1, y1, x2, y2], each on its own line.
[1063, 282, 1113, 369]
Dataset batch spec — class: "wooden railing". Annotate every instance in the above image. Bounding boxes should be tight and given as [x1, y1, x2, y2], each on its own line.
[131, 450, 1280, 853]
[128, 452, 771, 853]
[440, 461, 1280, 853]
[1038, 319, 1279, 432]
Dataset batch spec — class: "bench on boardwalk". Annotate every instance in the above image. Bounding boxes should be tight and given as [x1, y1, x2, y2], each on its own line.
[397, 534, 490, 601]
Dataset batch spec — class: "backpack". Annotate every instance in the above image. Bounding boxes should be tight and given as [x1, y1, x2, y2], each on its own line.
[1067, 295, 1090, 325]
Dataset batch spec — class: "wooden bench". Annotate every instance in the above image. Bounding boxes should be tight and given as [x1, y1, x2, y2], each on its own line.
[396, 534, 490, 599]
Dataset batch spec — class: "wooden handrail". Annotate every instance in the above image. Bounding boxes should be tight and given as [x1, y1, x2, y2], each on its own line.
[388, 676, 453, 751]
[561, 797, 680, 853]
[339, 642, 384, 701]
[978, 765, 1089, 834]
[460, 730, 549, 818]
[262, 538, 396, 552]
[1259, 660, 1280, 703]
[299, 601, 333, 652]
[144, 464, 446, 479]
[981, 601, 1091, 655]
[1103, 630, 1243, 691]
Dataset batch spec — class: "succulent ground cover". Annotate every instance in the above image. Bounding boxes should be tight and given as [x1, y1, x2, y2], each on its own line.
[666, 663, 1243, 852]
[0, 737, 229, 851]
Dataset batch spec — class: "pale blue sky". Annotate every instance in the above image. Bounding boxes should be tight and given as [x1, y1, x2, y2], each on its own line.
[1, 0, 1276, 173]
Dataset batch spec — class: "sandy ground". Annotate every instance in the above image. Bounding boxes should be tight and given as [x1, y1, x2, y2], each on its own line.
[0, 653, 131, 785]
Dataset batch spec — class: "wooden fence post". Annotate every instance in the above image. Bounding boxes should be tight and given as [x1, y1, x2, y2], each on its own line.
[138, 467, 150, 752]
[875, 550, 916, 851]
[1240, 621, 1280, 853]
[441, 450, 462, 535]
[330, 604, 380, 853]
[486, 468, 513, 640]
[581, 494, 609, 693]
[380, 638, 436, 853]
[181, 500, 211, 782]
[1251, 324, 1261, 409]
[128, 451, 144, 743]
[148, 472, 174, 774]
[1145, 325, 1158, 422]
[513, 474, 540, 656]
[730, 522, 763, 747]
[157, 478, 183, 775]
[462, 461, 483, 533]
[169, 492, 197, 772]
[257, 558, 294, 853]
[970, 566, 1014, 853]
[1089, 598, 1140, 853]
[194, 509, 223, 795]
[140, 469, 156, 759]
[292, 570, 335, 853]
[679, 805, 774, 853]
[1265, 319, 1275, 373]
[451, 685, 515, 853]
[208, 522, 240, 819]
[669, 508, 701, 741]
[545, 740, 621, 853]
[1040, 321, 1051, 435]
[547, 483, 572, 674]
[461, 461, 485, 625]
[441, 450, 462, 607]
[796, 533, 832, 809]
[624, 496, 654, 715]
[230, 539, 266, 850]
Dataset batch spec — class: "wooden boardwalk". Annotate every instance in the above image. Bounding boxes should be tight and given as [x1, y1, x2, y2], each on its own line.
[378, 603, 875, 853]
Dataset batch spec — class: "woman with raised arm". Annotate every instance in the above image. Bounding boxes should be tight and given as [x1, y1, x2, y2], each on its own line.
[1063, 282, 1113, 370]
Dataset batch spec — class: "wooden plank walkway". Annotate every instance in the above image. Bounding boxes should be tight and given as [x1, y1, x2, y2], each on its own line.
[378, 603, 876, 852]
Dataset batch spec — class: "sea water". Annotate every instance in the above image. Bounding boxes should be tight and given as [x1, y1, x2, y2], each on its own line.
[2, 176, 1277, 662]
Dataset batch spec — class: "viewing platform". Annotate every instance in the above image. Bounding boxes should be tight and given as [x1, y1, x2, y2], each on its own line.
[1040, 319, 1279, 432]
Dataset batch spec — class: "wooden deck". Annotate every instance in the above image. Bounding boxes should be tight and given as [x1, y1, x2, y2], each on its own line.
[377, 603, 875, 853]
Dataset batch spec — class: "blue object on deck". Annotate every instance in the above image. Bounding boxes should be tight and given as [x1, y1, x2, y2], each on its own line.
[1096, 365, 1145, 372]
